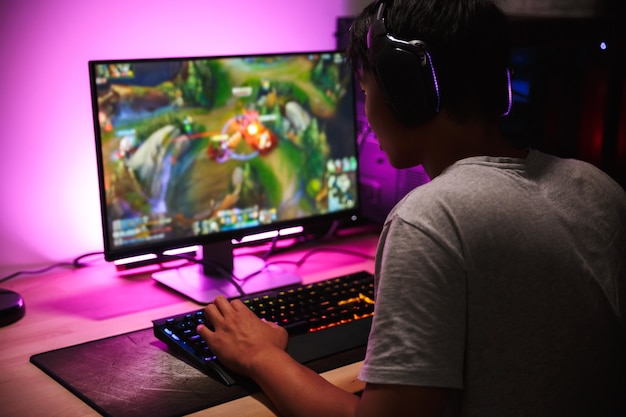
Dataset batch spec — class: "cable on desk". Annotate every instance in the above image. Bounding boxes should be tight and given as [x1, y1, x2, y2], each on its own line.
[0, 251, 105, 284]
[72, 251, 106, 268]
[238, 246, 376, 285]
[167, 254, 247, 297]
[288, 246, 376, 267]
[255, 219, 348, 261]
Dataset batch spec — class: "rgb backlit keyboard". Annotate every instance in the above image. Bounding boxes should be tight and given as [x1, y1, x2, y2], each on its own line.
[153, 270, 375, 385]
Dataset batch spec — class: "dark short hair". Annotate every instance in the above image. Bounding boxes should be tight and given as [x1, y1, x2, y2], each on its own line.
[347, 0, 512, 122]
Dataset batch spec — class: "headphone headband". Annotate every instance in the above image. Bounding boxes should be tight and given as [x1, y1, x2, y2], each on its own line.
[366, 1, 386, 50]
[367, 0, 441, 126]
[366, 0, 512, 124]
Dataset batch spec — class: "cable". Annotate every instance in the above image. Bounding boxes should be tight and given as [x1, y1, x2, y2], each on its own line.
[169, 254, 246, 297]
[317, 219, 341, 242]
[239, 246, 375, 284]
[281, 246, 375, 268]
[0, 251, 105, 285]
[169, 240, 371, 297]
[0, 261, 73, 284]
[255, 219, 344, 260]
[73, 251, 105, 268]
[0, 243, 373, 296]
[260, 235, 280, 261]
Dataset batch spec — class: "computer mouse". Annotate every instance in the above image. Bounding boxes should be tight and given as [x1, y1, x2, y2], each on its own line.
[0, 289, 25, 327]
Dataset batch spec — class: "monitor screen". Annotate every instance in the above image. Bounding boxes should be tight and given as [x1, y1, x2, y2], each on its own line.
[89, 50, 360, 302]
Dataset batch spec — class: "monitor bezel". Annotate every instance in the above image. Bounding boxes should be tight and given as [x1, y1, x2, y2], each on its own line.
[88, 49, 361, 263]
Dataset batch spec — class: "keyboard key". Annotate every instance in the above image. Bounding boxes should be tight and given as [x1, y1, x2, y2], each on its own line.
[153, 270, 375, 386]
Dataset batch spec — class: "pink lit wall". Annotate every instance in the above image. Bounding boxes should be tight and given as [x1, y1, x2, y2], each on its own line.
[0, 0, 360, 270]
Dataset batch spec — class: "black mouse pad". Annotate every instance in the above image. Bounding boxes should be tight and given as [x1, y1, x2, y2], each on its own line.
[30, 327, 365, 417]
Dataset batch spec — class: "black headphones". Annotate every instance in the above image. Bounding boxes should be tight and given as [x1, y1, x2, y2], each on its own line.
[367, 0, 512, 125]
[367, 0, 440, 126]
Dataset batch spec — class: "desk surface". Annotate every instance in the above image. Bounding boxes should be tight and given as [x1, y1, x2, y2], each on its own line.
[0, 229, 378, 417]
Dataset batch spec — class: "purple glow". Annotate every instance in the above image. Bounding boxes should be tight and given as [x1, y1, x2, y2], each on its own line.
[502, 67, 513, 117]
[424, 51, 441, 113]
[113, 254, 158, 266]
[0, 0, 353, 269]
[163, 246, 199, 256]
[279, 226, 305, 236]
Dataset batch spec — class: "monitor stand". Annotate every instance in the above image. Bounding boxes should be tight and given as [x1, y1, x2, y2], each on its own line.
[152, 241, 301, 304]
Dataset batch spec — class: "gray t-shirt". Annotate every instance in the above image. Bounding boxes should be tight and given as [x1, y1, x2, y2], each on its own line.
[359, 150, 626, 416]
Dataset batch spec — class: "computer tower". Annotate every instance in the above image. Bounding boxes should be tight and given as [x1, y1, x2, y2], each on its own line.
[357, 123, 430, 224]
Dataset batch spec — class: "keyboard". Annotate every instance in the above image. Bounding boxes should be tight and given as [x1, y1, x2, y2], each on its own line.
[153, 270, 375, 385]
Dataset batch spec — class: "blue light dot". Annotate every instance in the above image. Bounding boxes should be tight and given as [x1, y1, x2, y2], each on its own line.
[600, 41, 608, 50]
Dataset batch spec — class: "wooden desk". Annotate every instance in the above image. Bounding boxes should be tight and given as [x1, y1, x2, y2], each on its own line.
[0, 230, 378, 417]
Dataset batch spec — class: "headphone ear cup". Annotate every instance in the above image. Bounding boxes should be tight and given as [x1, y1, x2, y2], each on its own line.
[367, 1, 440, 126]
[372, 44, 438, 126]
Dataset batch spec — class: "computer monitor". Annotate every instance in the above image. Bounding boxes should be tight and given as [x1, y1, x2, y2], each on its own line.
[88, 50, 360, 303]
